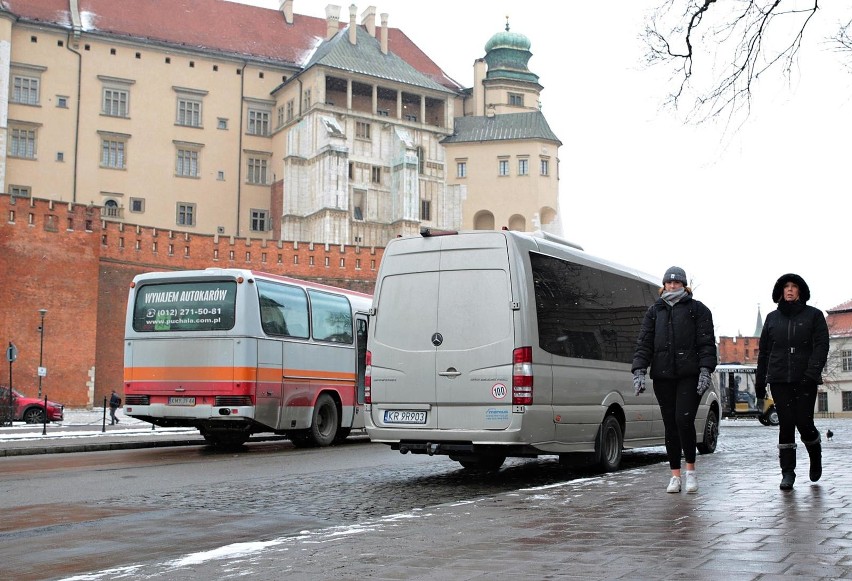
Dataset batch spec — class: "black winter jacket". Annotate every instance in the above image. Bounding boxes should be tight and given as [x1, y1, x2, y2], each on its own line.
[632, 295, 717, 380]
[755, 301, 829, 398]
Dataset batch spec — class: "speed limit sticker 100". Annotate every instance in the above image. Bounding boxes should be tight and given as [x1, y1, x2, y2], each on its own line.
[491, 383, 507, 399]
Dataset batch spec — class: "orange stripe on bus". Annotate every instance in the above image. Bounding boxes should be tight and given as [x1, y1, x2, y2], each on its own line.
[125, 366, 354, 382]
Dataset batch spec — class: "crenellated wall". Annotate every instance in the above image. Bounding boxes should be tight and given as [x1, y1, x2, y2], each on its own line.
[0, 195, 383, 408]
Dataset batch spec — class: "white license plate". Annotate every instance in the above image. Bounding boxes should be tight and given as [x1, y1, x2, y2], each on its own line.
[168, 397, 196, 406]
[383, 410, 427, 424]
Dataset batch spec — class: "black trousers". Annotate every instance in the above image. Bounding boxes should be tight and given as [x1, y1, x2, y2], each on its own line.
[771, 382, 819, 446]
[653, 376, 700, 470]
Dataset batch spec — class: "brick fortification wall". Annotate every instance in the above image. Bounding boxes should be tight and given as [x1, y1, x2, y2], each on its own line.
[0, 195, 383, 408]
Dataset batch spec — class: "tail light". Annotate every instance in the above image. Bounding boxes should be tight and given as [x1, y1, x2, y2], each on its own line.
[512, 346, 533, 405]
[364, 350, 372, 404]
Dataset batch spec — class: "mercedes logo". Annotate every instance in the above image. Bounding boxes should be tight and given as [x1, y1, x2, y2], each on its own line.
[431, 332, 443, 346]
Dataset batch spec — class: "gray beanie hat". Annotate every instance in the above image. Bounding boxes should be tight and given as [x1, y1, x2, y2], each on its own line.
[662, 266, 687, 285]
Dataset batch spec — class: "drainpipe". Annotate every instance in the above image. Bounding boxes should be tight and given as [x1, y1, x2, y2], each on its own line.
[65, 36, 82, 203]
[236, 61, 247, 237]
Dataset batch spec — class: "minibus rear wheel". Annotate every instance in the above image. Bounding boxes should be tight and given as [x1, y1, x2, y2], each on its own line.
[595, 415, 623, 473]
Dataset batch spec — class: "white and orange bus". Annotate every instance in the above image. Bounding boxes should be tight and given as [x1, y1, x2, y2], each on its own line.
[123, 268, 372, 448]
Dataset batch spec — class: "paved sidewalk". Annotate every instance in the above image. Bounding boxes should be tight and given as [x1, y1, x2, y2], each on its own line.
[66, 418, 852, 581]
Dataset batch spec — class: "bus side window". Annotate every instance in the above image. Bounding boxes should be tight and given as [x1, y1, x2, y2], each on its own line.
[257, 280, 309, 338]
[261, 304, 289, 336]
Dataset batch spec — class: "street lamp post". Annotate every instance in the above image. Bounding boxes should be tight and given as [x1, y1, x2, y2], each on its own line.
[37, 309, 47, 398]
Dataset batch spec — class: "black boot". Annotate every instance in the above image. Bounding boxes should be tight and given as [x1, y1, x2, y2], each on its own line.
[779, 445, 796, 490]
[804, 435, 822, 482]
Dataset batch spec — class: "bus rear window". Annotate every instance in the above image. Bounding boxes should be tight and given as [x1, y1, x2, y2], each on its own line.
[133, 281, 237, 332]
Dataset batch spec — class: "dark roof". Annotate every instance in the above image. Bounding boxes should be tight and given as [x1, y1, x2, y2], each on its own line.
[5, 0, 463, 91]
[441, 111, 561, 145]
[305, 26, 453, 93]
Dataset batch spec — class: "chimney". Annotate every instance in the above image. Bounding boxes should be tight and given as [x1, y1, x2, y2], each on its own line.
[279, 0, 293, 25]
[325, 5, 341, 40]
[348, 4, 357, 45]
[380, 12, 388, 55]
[360, 5, 376, 37]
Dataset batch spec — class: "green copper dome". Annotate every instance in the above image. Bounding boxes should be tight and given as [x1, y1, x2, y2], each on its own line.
[483, 22, 539, 84]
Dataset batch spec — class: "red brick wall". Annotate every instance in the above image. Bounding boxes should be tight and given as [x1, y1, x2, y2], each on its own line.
[1, 195, 382, 408]
[718, 336, 760, 365]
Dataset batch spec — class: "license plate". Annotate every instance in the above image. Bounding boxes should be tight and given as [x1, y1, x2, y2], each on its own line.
[383, 410, 427, 424]
[168, 397, 196, 406]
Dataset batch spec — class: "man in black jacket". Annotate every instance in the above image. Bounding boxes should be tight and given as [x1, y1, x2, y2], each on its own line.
[756, 273, 829, 491]
[632, 266, 717, 494]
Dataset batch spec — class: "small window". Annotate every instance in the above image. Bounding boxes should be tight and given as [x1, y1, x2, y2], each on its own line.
[130, 198, 145, 213]
[377, 109, 389, 117]
[843, 391, 852, 412]
[217, 171, 225, 181]
[9, 185, 31, 198]
[248, 109, 270, 136]
[404, 114, 417, 122]
[175, 148, 199, 177]
[57, 96, 68, 108]
[509, 93, 524, 106]
[10, 126, 37, 159]
[420, 199, 431, 221]
[217, 118, 228, 130]
[12, 75, 40, 105]
[176, 203, 196, 227]
[518, 158, 529, 176]
[102, 88, 129, 117]
[247, 157, 268, 185]
[457, 161, 467, 178]
[498, 159, 509, 177]
[286, 100, 294, 121]
[540, 159, 549, 176]
[356, 121, 371, 140]
[56, 152, 64, 162]
[371, 166, 381, 184]
[250, 209, 269, 232]
[177, 99, 202, 127]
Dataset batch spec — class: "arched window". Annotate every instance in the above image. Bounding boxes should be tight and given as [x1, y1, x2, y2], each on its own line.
[473, 210, 495, 230]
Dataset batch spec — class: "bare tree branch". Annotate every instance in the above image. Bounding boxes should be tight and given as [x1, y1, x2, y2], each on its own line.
[644, 0, 823, 125]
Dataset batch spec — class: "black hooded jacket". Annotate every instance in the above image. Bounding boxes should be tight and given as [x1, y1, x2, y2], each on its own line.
[755, 274, 829, 398]
[632, 293, 717, 380]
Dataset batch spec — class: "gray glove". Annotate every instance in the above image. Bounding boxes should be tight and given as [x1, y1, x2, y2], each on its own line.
[632, 369, 646, 396]
[697, 367, 712, 396]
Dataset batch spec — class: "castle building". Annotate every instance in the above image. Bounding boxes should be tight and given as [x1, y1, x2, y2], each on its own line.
[2, 0, 563, 246]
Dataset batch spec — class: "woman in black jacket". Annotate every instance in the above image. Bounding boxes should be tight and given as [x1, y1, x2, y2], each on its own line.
[756, 273, 829, 490]
[632, 266, 717, 494]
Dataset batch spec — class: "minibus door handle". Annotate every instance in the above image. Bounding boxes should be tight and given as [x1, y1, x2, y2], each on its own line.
[438, 368, 461, 378]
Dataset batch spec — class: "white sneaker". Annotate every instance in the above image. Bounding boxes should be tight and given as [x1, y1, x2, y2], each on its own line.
[685, 471, 698, 494]
[666, 476, 681, 493]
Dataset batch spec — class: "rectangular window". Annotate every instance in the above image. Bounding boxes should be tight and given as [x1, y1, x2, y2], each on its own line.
[133, 281, 236, 332]
[257, 281, 309, 338]
[518, 158, 529, 176]
[498, 159, 509, 176]
[540, 159, 549, 176]
[457, 161, 467, 178]
[176, 149, 199, 177]
[101, 139, 126, 169]
[286, 99, 294, 121]
[277, 106, 284, 128]
[176, 203, 196, 226]
[130, 198, 145, 213]
[12, 76, 40, 105]
[356, 121, 371, 140]
[10, 127, 37, 158]
[103, 89, 129, 117]
[509, 93, 524, 106]
[217, 118, 228, 130]
[420, 199, 431, 221]
[371, 166, 381, 184]
[817, 392, 828, 413]
[843, 391, 852, 412]
[9, 185, 31, 198]
[842, 349, 852, 372]
[303, 88, 312, 109]
[248, 109, 270, 136]
[248, 158, 268, 185]
[309, 290, 353, 343]
[353, 189, 365, 220]
[177, 99, 202, 127]
[250, 209, 269, 232]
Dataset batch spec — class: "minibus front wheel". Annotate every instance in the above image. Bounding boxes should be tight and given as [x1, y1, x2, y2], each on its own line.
[595, 415, 623, 473]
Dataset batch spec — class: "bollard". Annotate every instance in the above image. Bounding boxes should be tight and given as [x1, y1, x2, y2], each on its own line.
[42, 395, 47, 436]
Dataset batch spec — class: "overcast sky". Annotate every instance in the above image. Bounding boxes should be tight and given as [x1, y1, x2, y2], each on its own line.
[232, 0, 852, 338]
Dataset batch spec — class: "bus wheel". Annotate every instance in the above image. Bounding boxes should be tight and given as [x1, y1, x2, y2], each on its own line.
[334, 427, 352, 442]
[309, 394, 339, 447]
[456, 455, 506, 471]
[697, 408, 719, 454]
[595, 415, 623, 473]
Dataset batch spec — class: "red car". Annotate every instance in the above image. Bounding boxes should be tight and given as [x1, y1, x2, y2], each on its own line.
[0, 387, 65, 424]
